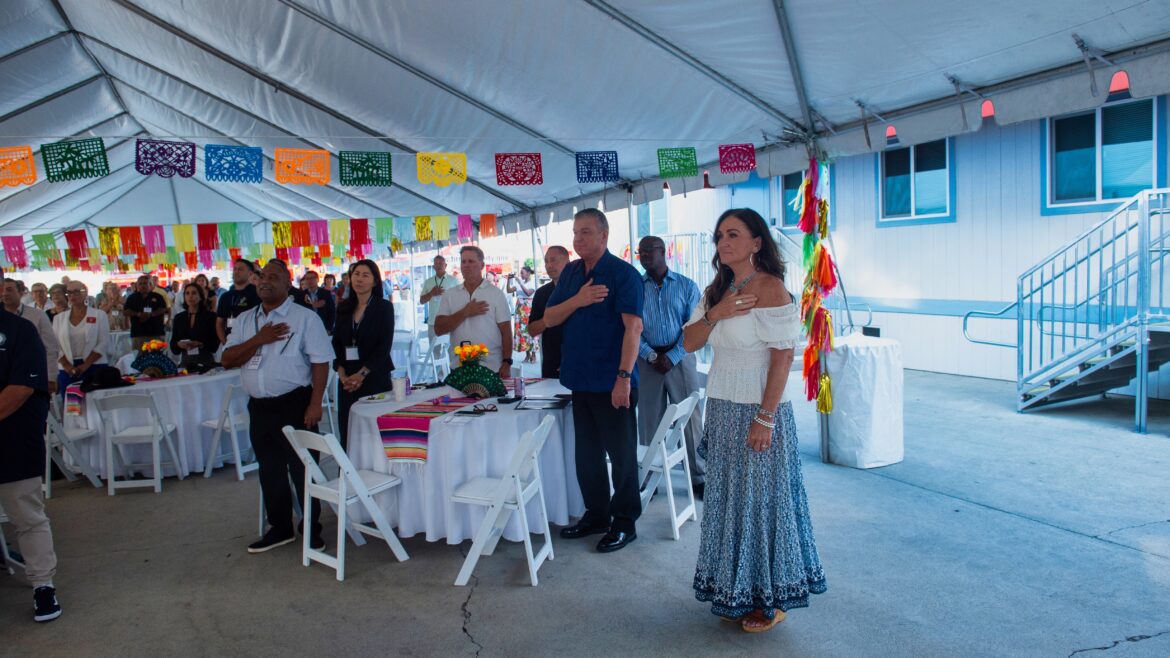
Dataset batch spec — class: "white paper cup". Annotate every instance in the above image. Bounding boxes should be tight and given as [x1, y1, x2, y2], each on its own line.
[392, 377, 407, 401]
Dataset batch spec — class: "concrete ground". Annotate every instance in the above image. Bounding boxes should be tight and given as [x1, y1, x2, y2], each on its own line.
[3, 370, 1169, 657]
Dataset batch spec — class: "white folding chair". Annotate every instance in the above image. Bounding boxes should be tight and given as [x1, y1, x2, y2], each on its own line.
[408, 334, 432, 383]
[94, 393, 184, 495]
[427, 335, 451, 383]
[451, 415, 555, 587]
[0, 504, 23, 575]
[202, 384, 257, 480]
[44, 397, 103, 498]
[282, 426, 409, 581]
[320, 370, 339, 437]
[637, 392, 701, 540]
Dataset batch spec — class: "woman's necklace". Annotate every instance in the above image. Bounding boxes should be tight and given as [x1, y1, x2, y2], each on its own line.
[728, 270, 758, 295]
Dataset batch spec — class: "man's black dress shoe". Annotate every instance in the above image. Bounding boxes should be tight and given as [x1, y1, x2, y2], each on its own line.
[693, 482, 705, 500]
[559, 521, 610, 539]
[596, 530, 636, 553]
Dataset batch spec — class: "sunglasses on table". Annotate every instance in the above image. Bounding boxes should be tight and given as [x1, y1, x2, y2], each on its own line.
[472, 404, 498, 413]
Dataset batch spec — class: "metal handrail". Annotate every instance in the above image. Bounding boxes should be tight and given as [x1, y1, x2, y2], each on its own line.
[1019, 187, 1170, 280]
[963, 303, 1018, 348]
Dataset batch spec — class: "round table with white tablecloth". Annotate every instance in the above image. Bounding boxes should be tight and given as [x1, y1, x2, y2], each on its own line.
[819, 333, 904, 468]
[65, 370, 248, 478]
[346, 379, 583, 544]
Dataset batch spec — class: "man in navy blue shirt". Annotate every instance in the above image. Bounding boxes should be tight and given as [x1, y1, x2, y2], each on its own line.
[0, 306, 62, 621]
[542, 209, 644, 553]
[216, 258, 262, 345]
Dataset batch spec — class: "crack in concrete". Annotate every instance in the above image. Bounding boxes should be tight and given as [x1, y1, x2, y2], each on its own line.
[458, 545, 483, 657]
[1068, 629, 1170, 656]
[1098, 519, 1170, 538]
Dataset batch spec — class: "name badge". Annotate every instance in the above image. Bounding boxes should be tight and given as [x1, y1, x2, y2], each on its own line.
[245, 354, 263, 370]
[345, 346, 360, 360]
[143, 306, 152, 313]
[226, 317, 235, 328]
[188, 347, 200, 356]
[86, 316, 96, 324]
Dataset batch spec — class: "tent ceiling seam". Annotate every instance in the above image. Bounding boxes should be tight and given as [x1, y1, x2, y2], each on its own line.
[581, 0, 805, 133]
[0, 74, 103, 125]
[80, 33, 459, 216]
[110, 0, 532, 214]
[0, 30, 70, 67]
[277, 0, 577, 159]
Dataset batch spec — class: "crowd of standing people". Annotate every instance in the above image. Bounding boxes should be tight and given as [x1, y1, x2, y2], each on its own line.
[2, 206, 825, 633]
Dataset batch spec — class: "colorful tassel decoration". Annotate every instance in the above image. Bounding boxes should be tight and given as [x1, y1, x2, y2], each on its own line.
[816, 374, 833, 413]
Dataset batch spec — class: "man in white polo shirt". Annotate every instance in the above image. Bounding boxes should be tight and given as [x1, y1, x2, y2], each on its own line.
[222, 259, 333, 554]
[418, 254, 460, 339]
[434, 245, 513, 378]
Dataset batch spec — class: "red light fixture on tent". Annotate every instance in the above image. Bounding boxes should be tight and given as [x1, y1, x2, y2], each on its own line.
[1107, 71, 1132, 101]
[703, 171, 714, 189]
[885, 125, 899, 146]
[981, 99, 995, 118]
[663, 181, 669, 190]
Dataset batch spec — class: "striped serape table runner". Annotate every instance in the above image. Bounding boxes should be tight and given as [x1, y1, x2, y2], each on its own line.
[377, 394, 479, 465]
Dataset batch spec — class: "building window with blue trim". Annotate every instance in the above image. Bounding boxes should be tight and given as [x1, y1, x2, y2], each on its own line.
[1049, 98, 1156, 207]
[879, 138, 951, 223]
[781, 171, 804, 227]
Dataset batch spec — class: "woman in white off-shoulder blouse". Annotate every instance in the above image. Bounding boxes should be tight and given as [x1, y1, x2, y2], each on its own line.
[682, 208, 826, 633]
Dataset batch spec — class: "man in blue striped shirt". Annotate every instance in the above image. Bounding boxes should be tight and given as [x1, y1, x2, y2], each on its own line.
[636, 236, 706, 496]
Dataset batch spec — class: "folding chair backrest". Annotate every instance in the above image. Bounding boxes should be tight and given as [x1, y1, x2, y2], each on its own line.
[506, 415, 555, 483]
[94, 393, 164, 434]
[46, 397, 65, 442]
[662, 393, 700, 453]
[216, 383, 245, 421]
[281, 426, 370, 498]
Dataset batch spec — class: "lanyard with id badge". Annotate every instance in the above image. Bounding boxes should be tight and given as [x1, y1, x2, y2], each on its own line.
[346, 318, 360, 361]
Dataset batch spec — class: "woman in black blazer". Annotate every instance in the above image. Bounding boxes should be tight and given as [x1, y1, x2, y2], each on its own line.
[332, 259, 395, 449]
[171, 283, 221, 369]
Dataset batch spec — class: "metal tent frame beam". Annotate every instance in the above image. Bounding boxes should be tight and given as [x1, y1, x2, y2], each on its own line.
[81, 33, 460, 217]
[770, 0, 816, 140]
[0, 31, 70, 66]
[111, 0, 532, 213]
[0, 74, 103, 124]
[582, 0, 805, 133]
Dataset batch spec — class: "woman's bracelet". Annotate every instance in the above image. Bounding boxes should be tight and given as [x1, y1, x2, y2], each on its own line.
[752, 416, 776, 430]
[756, 406, 776, 419]
[701, 312, 717, 328]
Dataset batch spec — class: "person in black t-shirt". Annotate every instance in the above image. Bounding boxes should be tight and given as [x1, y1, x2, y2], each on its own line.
[526, 245, 571, 379]
[123, 275, 168, 349]
[0, 306, 62, 622]
[216, 258, 262, 345]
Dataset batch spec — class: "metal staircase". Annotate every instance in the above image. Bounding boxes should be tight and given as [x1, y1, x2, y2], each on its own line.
[965, 189, 1170, 432]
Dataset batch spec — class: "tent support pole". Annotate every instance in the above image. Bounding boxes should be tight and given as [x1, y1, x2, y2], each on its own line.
[626, 190, 636, 266]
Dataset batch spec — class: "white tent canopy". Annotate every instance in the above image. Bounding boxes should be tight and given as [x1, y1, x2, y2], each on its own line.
[2, 0, 1169, 240]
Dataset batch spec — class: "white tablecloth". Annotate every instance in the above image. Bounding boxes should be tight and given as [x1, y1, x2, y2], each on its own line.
[820, 334, 904, 468]
[67, 370, 247, 478]
[347, 379, 583, 544]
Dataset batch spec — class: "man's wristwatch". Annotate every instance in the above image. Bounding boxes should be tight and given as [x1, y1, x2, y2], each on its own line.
[501, 358, 514, 365]
[616, 369, 631, 379]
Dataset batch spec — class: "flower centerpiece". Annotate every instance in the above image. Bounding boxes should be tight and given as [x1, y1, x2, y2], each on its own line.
[130, 338, 179, 378]
[443, 341, 505, 398]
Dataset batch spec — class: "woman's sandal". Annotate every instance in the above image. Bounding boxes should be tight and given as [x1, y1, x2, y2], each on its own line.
[741, 609, 785, 633]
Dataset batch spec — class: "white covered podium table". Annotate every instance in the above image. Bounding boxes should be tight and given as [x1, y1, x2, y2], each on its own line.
[818, 334, 904, 468]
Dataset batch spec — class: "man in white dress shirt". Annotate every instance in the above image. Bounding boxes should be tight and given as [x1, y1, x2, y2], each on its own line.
[222, 259, 333, 554]
[434, 246, 513, 378]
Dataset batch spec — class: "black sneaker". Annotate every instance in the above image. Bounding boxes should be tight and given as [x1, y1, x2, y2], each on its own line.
[308, 535, 325, 550]
[33, 586, 61, 622]
[247, 530, 296, 554]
